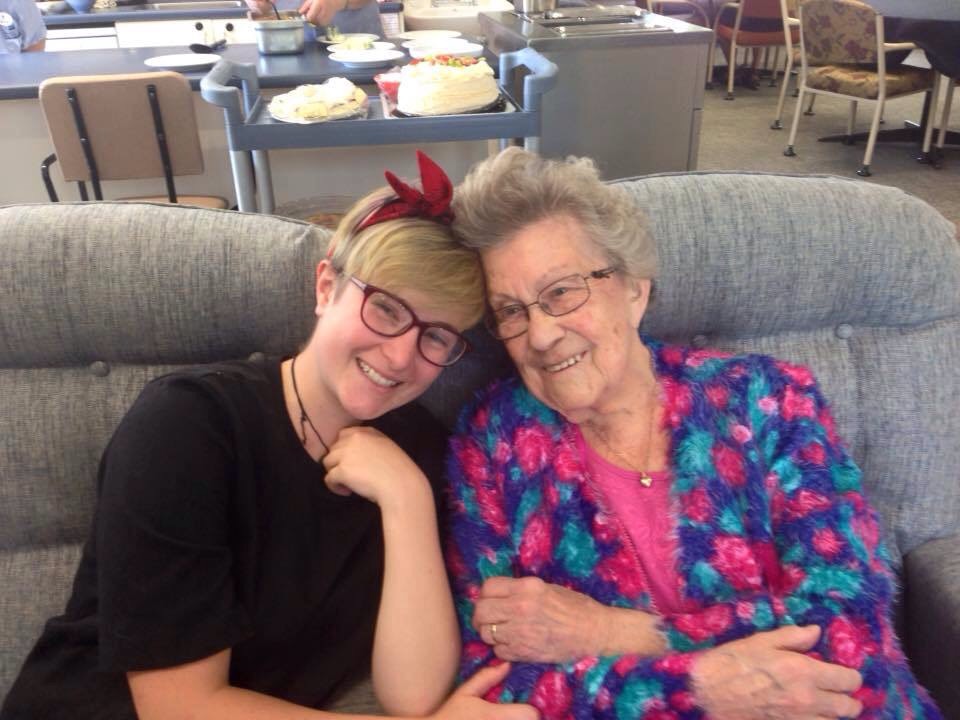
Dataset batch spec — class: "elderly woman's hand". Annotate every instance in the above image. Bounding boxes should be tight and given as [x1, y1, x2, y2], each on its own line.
[692, 625, 863, 720]
[472, 576, 665, 662]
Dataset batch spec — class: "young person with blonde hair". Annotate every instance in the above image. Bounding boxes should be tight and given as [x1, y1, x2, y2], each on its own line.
[1, 152, 535, 720]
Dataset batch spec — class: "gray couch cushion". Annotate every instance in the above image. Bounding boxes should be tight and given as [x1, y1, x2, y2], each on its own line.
[0, 202, 325, 367]
[904, 534, 960, 719]
[622, 172, 960, 564]
[0, 202, 330, 701]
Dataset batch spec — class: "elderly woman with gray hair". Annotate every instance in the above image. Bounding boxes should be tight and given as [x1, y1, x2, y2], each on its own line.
[444, 148, 941, 720]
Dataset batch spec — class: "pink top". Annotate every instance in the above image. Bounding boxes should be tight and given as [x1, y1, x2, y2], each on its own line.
[575, 428, 685, 615]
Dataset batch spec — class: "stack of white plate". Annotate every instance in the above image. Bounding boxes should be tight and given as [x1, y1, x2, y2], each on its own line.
[400, 33, 484, 59]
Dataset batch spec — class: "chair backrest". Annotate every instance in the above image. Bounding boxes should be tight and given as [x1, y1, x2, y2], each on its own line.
[799, 0, 879, 65]
[38, 72, 204, 183]
[739, 0, 786, 21]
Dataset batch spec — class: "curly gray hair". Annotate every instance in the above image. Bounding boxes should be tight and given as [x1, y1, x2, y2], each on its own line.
[451, 148, 657, 280]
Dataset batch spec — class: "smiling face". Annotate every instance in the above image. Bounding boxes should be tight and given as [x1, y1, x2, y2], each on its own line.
[482, 215, 653, 425]
[308, 262, 469, 424]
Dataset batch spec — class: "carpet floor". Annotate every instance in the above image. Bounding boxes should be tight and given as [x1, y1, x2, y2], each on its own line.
[697, 73, 960, 228]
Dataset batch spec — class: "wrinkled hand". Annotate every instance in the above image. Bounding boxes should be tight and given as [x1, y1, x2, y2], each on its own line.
[322, 426, 429, 510]
[430, 663, 538, 720]
[299, 0, 346, 26]
[472, 576, 621, 663]
[692, 625, 864, 720]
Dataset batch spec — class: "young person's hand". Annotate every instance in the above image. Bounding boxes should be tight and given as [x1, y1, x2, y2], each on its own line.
[429, 663, 538, 720]
[323, 426, 431, 512]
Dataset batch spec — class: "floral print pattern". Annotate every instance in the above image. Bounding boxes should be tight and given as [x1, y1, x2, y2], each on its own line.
[802, 0, 877, 65]
[807, 63, 934, 98]
[446, 337, 942, 720]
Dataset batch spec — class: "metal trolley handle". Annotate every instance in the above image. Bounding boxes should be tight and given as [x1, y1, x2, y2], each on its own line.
[498, 47, 558, 117]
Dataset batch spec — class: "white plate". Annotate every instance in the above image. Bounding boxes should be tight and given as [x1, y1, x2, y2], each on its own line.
[409, 42, 483, 59]
[401, 37, 469, 50]
[143, 53, 220, 71]
[269, 101, 368, 124]
[393, 29, 462, 40]
[318, 32, 380, 44]
[327, 40, 396, 53]
[329, 49, 404, 68]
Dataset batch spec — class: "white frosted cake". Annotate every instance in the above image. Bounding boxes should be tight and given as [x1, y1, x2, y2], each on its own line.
[396, 56, 499, 116]
[268, 78, 367, 123]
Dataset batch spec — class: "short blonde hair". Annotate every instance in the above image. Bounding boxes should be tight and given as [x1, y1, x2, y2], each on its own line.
[452, 148, 657, 280]
[328, 186, 485, 328]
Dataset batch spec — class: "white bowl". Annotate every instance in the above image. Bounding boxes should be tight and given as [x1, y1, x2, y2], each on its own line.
[329, 49, 405, 68]
[327, 40, 396, 53]
[409, 41, 484, 59]
[401, 37, 469, 50]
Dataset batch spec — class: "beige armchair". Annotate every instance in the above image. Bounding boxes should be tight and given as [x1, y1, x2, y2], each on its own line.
[783, 0, 934, 176]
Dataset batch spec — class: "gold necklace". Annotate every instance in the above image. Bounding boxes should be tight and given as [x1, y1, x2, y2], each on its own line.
[586, 390, 660, 488]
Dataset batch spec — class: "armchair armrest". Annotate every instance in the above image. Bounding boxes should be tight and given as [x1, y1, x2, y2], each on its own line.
[883, 41, 916, 53]
[903, 534, 960, 718]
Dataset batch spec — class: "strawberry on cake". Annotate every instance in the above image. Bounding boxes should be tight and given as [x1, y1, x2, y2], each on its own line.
[396, 56, 500, 116]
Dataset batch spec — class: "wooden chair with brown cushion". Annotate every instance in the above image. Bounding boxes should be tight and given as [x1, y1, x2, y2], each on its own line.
[38, 72, 228, 209]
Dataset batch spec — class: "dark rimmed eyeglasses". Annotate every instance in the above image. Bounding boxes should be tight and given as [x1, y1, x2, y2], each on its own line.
[486, 267, 618, 341]
[345, 275, 471, 367]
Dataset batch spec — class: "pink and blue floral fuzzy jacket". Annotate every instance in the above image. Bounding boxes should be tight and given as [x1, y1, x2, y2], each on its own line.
[445, 338, 941, 720]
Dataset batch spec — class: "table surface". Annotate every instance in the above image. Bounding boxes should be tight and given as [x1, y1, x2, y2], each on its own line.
[865, 0, 960, 21]
[0, 42, 404, 100]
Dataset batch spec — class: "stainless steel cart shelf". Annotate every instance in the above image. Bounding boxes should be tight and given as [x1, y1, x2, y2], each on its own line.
[200, 48, 557, 213]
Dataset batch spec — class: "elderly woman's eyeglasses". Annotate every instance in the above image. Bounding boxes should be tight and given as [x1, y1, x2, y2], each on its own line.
[487, 267, 617, 341]
[346, 276, 470, 367]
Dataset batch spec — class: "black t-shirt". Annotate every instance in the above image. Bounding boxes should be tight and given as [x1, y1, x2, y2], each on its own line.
[1, 358, 448, 720]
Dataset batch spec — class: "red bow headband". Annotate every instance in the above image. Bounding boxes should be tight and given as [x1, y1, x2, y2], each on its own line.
[355, 150, 455, 233]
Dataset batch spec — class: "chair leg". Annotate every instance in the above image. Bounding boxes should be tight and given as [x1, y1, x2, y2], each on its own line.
[41, 153, 60, 202]
[858, 98, 885, 177]
[844, 100, 858, 144]
[920, 75, 943, 163]
[706, 39, 716, 87]
[784, 85, 806, 156]
[771, 47, 793, 129]
[804, 93, 816, 115]
[726, 39, 738, 99]
[937, 78, 955, 151]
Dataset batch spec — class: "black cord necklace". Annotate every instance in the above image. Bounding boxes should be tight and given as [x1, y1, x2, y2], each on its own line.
[289, 354, 330, 456]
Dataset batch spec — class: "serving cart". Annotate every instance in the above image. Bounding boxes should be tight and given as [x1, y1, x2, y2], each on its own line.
[200, 48, 558, 213]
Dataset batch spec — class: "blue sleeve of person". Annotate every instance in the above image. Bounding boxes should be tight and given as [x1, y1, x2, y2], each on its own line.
[0, 0, 47, 53]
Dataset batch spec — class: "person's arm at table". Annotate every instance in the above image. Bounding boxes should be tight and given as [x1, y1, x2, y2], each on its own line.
[244, 0, 373, 25]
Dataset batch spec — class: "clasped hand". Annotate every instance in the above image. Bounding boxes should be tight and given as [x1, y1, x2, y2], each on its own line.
[322, 427, 431, 512]
[472, 576, 622, 662]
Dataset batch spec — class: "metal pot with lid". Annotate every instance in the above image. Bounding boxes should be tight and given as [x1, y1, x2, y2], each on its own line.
[512, 0, 557, 15]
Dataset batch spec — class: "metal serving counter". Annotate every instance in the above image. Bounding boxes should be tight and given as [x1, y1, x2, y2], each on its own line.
[200, 48, 557, 212]
[481, 7, 712, 178]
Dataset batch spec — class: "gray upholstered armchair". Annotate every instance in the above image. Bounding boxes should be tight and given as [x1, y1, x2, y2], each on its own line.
[1, 172, 958, 717]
